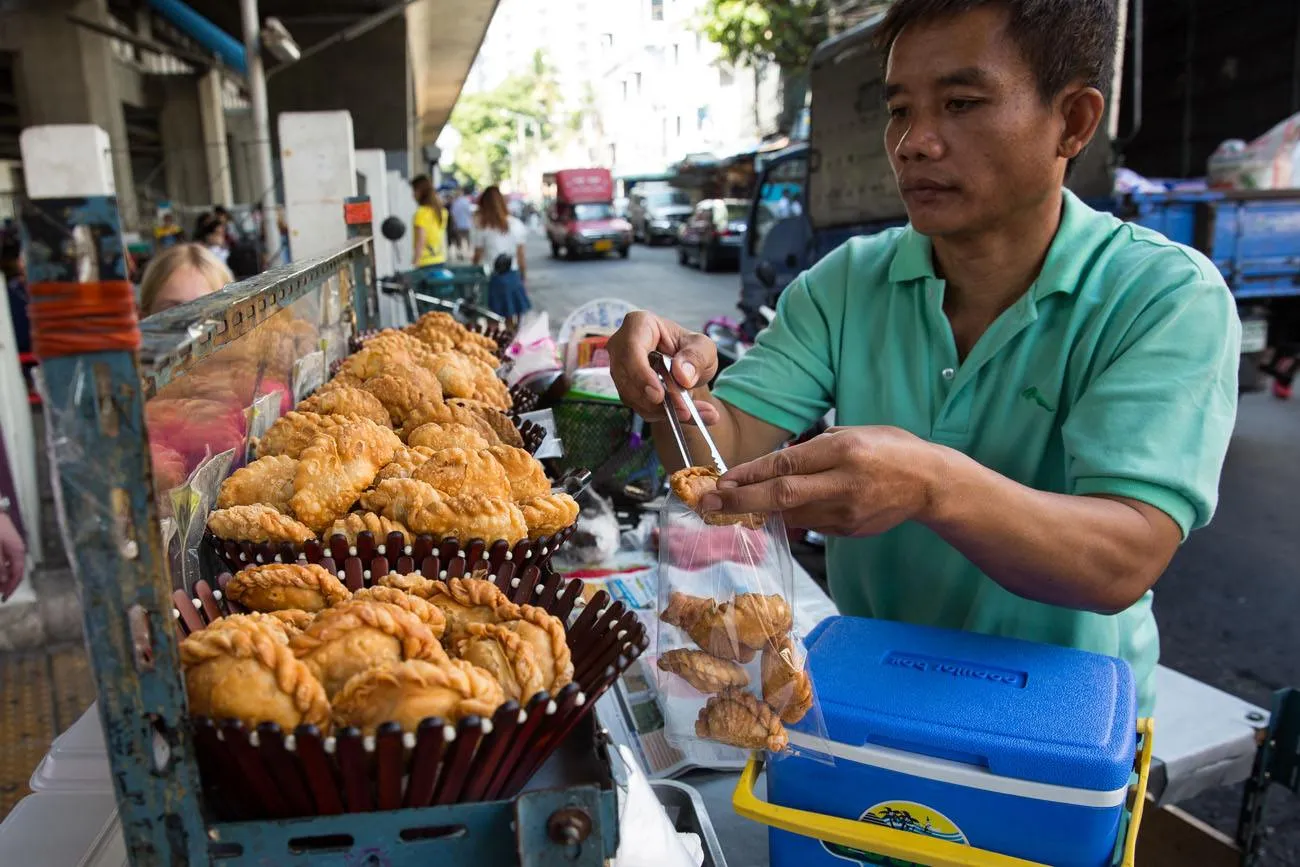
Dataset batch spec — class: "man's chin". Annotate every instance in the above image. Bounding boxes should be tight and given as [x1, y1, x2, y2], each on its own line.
[903, 206, 971, 238]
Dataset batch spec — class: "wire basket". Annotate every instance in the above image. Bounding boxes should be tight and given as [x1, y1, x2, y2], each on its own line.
[550, 399, 662, 501]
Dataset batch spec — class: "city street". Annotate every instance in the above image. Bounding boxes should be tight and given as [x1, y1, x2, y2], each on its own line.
[528, 232, 1300, 863]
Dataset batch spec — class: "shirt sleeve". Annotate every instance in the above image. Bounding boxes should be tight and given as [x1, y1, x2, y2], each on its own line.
[1062, 272, 1240, 538]
[711, 245, 847, 435]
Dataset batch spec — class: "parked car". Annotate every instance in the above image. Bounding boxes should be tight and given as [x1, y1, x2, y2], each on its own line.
[544, 168, 633, 260]
[628, 185, 693, 245]
[677, 199, 748, 271]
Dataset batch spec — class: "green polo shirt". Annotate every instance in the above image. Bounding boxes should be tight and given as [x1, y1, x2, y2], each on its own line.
[713, 190, 1240, 715]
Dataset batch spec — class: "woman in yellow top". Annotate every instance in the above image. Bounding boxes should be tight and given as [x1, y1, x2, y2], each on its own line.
[410, 175, 448, 267]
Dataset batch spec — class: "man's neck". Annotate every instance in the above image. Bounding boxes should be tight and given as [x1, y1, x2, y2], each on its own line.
[931, 189, 1065, 321]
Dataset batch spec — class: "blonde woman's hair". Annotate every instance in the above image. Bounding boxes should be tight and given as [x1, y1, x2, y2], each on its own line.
[140, 243, 233, 316]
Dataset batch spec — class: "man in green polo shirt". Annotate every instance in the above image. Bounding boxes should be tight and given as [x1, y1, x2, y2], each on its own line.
[607, 0, 1239, 714]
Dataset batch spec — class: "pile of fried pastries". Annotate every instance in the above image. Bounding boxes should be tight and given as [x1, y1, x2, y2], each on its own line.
[204, 313, 579, 548]
[181, 564, 575, 734]
[656, 590, 811, 753]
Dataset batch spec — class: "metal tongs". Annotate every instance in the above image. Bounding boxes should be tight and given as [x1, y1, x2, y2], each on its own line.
[648, 351, 728, 474]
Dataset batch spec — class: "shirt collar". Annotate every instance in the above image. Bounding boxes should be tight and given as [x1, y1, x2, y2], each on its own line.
[887, 188, 1095, 300]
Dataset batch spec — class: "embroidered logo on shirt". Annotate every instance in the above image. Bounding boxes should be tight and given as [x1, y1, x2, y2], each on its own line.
[1020, 386, 1056, 412]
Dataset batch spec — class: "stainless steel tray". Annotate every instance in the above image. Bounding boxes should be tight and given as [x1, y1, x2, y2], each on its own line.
[651, 779, 729, 867]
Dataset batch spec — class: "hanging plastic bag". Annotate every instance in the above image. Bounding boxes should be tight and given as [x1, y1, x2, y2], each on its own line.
[654, 468, 832, 764]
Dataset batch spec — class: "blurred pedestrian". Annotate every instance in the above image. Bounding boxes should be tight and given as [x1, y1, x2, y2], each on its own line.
[139, 242, 233, 316]
[154, 212, 183, 249]
[193, 212, 230, 266]
[472, 185, 531, 324]
[449, 188, 473, 260]
[410, 175, 448, 269]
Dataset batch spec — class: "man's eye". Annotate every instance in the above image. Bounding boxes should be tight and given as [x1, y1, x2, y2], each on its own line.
[887, 106, 908, 119]
[947, 99, 979, 112]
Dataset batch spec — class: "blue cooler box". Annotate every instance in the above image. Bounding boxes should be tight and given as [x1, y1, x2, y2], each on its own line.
[765, 616, 1138, 867]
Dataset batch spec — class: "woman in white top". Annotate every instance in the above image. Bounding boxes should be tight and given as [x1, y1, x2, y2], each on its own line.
[471, 186, 531, 323]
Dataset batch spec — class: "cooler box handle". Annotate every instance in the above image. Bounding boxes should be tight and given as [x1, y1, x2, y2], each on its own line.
[733, 718, 1154, 867]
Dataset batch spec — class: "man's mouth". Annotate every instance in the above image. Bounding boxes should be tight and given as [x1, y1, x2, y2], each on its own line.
[900, 179, 959, 195]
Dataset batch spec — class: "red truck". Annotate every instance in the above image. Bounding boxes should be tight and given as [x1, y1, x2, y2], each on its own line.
[544, 168, 632, 260]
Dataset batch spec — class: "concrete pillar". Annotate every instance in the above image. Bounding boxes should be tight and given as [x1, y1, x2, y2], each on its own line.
[279, 111, 356, 261]
[7, 0, 139, 229]
[198, 70, 233, 206]
[156, 76, 207, 208]
[225, 108, 258, 204]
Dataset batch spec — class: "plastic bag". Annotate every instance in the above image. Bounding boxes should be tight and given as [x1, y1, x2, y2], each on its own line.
[654, 478, 832, 763]
[1208, 112, 1300, 190]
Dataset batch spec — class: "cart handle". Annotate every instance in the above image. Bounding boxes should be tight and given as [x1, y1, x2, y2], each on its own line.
[732, 717, 1154, 867]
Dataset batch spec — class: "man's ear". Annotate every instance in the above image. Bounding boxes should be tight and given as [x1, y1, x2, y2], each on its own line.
[1058, 86, 1106, 160]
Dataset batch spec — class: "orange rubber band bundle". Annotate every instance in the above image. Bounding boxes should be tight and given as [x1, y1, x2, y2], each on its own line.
[30, 279, 141, 358]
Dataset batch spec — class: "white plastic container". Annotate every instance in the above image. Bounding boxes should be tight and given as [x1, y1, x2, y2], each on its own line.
[29, 704, 112, 794]
[0, 792, 121, 867]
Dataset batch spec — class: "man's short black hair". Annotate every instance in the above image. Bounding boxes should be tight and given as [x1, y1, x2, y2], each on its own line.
[874, 0, 1118, 103]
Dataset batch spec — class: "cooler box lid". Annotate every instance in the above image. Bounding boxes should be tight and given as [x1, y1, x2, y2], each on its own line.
[801, 616, 1136, 792]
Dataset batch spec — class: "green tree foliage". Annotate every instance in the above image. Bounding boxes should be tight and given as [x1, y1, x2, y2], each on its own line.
[698, 0, 830, 71]
[448, 49, 564, 186]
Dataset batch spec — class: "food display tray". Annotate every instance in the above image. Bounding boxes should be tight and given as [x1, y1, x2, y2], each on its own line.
[172, 561, 648, 820]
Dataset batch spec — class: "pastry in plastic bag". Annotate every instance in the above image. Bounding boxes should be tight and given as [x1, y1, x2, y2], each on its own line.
[411, 446, 514, 499]
[216, 455, 298, 513]
[332, 658, 505, 732]
[290, 600, 447, 697]
[661, 591, 755, 663]
[207, 504, 315, 544]
[670, 467, 766, 529]
[695, 687, 787, 752]
[761, 635, 814, 724]
[657, 648, 749, 694]
[226, 563, 350, 613]
[181, 617, 330, 730]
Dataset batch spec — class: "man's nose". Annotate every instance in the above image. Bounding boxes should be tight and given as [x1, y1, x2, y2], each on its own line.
[894, 119, 945, 162]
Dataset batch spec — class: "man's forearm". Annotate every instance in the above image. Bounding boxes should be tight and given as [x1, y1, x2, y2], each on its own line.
[920, 446, 1180, 614]
[651, 388, 743, 472]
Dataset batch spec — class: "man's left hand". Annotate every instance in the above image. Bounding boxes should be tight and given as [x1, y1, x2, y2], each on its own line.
[701, 426, 945, 536]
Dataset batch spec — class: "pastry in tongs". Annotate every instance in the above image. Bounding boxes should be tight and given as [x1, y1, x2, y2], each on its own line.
[761, 635, 814, 724]
[181, 617, 330, 731]
[657, 648, 750, 694]
[670, 467, 766, 529]
[290, 600, 447, 697]
[332, 658, 505, 733]
[695, 687, 788, 753]
[226, 563, 350, 613]
[518, 493, 580, 539]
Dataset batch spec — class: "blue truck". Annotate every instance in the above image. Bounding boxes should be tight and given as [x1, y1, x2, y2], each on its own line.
[739, 13, 1300, 390]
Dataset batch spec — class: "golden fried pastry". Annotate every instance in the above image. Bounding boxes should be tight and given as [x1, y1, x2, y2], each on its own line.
[290, 600, 447, 697]
[338, 335, 436, 382]
[660, 591, 754, 663]
[456, 623, 546, 702]
[657, 648, 750, 694]
[375, 446, 437, 483]
[216, 455, 298, 513]
[207, 504, 316, 544]
[695, 687, 787, 752]
[226, 563, 350, 613]
[447, 400, 524, 448]
[205, 612, 294, 644]
[425, 577, 520, 646]
[401, 400, 499, 444]
[332, 658, 505, 732]
[731, 593, 794, 649]
[362, 368, 444, 426]
[670, 467, 766, 529]
[360, 479, 528, 543]
[761, 636, 813, 724]
[290, 423, 402, 532]
[325, 512, 412, 545]
[499, 604, 573, 692]
[457, 342, 501, 369]
[256, 411, 370, 459]
[411, 447, 513, 499]
[181, 617, 330, 730]
[486, 446, 549, 500]
[377, 572, 441, 599]
[406, 422, 491, 452]
[426, 351, 488, 402]
[518, 493, 580, 539]
[266, 609, 316, 634]
[297, 385, 391, 427]
[349, 586, 446, 636]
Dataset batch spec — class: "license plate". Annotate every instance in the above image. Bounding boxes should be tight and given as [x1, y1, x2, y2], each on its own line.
[1241, 318, 1268, 353]
[593, 240, 613, 252]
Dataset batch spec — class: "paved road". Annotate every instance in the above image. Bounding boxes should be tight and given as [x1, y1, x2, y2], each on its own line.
[529, 233, 1300, 863]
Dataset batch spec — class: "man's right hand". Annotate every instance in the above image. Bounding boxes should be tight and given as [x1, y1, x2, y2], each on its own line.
[607, 312, 722, 425]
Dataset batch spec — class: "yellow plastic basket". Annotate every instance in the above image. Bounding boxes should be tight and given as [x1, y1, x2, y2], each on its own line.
[733, 718, 1154, 867]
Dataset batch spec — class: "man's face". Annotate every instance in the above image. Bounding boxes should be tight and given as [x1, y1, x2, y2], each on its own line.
[884, 6, 1069, 238]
